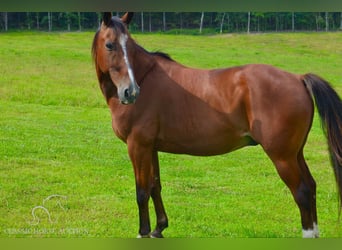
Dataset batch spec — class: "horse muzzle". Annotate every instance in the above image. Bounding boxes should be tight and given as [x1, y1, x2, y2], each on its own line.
[118, 82, 140, 105]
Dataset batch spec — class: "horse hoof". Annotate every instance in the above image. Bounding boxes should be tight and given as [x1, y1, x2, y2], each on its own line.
[150, 231, 164, 238]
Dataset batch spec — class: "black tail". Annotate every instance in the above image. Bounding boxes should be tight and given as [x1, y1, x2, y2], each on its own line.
[303, 73, 342, 214]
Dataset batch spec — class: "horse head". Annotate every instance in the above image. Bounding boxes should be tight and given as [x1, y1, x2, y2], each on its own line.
[93, 12, 139, 104]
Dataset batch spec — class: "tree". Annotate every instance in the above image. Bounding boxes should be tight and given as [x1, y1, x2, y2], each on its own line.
[315, 13, 323, 31]
[5, 12, 8, 31]
[78, 12, 82, 31]
[226, 13, 230, 32]
[141, 12, 144, 32]
[36, 12, 40, 30]
[149, 12, 152, 32]
[48, 12, 52, 31]
[66, 12, 71, 31]
[26, 12, 31, 29]
[254, 12, 264, 32]
[220, 13, 225, 33]
[247, 12, 251, 33]
[199, 12, 204, 33]
[163, 12, 166, 32]
[179, 12, 183, 31]
[97, 12, 101, 28]
[2, 11, 342, 33]
[2, 12, 8, 31]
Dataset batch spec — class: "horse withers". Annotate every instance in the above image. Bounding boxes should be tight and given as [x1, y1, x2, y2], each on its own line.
[92, 12, 342, 238]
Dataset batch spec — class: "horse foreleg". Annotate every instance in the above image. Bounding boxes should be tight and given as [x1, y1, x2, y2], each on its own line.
[128, 141, 153, 238]
[150, 151, 168, 238]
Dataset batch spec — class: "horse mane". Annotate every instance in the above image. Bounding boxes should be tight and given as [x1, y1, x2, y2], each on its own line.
[150, 51, 174, 61]
[137, 44, 174, 62]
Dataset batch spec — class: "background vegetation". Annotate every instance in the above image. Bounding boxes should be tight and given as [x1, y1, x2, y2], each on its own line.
[1, 12, 342, 33]
[0, 31, 342, 237]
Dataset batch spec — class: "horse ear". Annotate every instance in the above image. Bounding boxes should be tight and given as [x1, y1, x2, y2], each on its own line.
[121, 12, 134, 25]
[102, 12, 112, 27]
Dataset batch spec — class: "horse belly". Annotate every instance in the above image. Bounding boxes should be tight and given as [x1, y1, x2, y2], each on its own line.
[156, 121, 252, 156]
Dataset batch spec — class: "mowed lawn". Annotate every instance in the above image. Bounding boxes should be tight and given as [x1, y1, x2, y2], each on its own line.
[0, 31, 342, 238]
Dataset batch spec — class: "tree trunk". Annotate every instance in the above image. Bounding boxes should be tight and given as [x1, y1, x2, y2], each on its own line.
[227, 13, 230, 32]
[257, 16, 260, 32]
[315, 12, 319, 31]
[78, 12, 82, 31]
[4, 12, 8, 31]
[141, 12, 144, 32]
[292, 12, 295, 31]
[325, 12, 329, 31]
[48, 12, 52, 32]
[36, 12, 39, 30]
[199, 12, 204, 33]
[247, 12, 251, 34]
[97, 13, 101, 27]
[220, 13, 225, 34]
[27, 12, 31, 30]
[66, 12, 71, 31]
[163, 12, 166, 32]
[149, 12, 152, 32]
[179, 12, 183, 31]
[340, 12, 342, 30]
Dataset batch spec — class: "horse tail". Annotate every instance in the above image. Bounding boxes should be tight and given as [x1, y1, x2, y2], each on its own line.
[303, 73, 342, 214]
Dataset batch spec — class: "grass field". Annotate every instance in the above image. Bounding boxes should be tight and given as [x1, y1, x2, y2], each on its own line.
[0, 31, 342, 238]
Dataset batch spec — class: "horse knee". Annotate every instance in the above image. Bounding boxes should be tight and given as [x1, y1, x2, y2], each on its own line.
[136, 188, 150, 205]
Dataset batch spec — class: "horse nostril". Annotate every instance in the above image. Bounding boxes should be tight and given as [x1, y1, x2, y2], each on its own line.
[124, 88, 130, 98]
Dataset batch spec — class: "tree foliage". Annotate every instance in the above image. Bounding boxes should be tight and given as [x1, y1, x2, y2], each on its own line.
[1, 12, 342, 33]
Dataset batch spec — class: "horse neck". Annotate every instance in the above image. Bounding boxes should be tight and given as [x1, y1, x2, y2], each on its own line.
[132, 45, 157, 85]
[154, 56, 210, 94]
[131, 42, 211, 99]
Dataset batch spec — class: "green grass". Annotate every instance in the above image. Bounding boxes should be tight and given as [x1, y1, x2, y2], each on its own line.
[0, 31, 342, 238]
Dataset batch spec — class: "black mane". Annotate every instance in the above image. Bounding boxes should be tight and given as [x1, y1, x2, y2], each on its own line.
[150, 51, 174, 61]
[135, 44, 173, 62]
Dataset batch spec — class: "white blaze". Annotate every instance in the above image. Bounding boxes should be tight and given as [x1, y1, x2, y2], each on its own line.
[119, 34, 136, 89]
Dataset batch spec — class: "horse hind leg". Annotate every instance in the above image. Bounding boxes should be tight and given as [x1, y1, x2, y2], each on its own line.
[297, 150, 318, 238]
[267, 149, 318, 238]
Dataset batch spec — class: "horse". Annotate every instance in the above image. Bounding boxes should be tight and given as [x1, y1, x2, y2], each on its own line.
[92, 12, 342, 238]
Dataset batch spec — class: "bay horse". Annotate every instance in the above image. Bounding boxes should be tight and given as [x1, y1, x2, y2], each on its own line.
[92, 12, 342, 238]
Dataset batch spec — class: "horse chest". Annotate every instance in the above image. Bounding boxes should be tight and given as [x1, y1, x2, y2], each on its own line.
[110, 110, 132, 142]
[111, 119, 128, 142]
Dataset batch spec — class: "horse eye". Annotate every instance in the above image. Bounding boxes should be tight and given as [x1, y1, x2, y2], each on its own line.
[105, 42, 116, 51]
